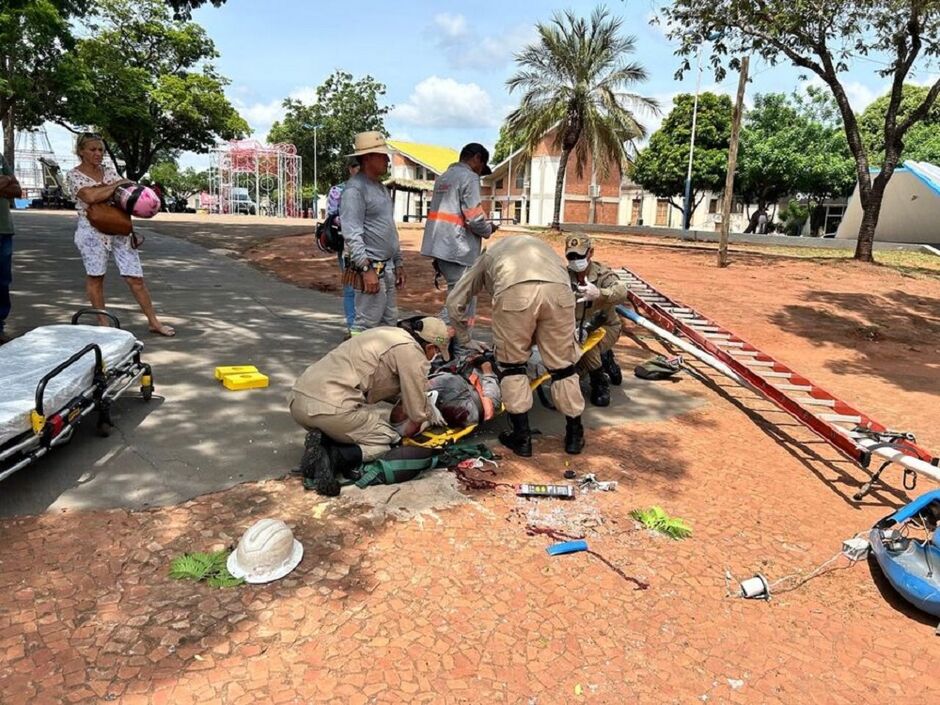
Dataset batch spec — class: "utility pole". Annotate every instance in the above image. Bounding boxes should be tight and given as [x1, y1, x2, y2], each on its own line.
[682, 44, 704, 231]
[718, 56, 749, 268]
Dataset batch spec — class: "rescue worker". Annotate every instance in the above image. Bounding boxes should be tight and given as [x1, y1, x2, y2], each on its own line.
[340, 132, 405, 333]
[420, 143, 496, 324]
[564, 235, 630, 407]
[288, 317, 452, 496]
[446, 235, 586, 457]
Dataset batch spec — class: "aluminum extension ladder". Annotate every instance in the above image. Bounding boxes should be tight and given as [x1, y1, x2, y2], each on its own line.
[616, 267, 940, 497]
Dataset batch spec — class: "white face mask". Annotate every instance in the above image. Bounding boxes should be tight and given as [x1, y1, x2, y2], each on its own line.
[568, 257, 589, 273]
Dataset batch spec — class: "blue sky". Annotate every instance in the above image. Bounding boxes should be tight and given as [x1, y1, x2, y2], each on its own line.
[44, 0, 938, 171]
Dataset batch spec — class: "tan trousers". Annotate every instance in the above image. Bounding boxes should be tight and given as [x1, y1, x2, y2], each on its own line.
[492, 281, 585, 417]
[289, 400, 399, 461]
[577, 322, 622, 373]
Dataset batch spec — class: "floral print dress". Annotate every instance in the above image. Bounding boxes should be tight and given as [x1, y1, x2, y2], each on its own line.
[66, 165, 143, 277]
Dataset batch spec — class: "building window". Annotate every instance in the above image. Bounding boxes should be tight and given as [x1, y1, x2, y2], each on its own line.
[515, 168, 525, 189]
[709, 197, 719, 214]
[494, 202, 502, 219]
[514, 201, 522, 223]
[631, 197, 642, 226]
[495, 178, 504, 189]
[655, 198, 669, 226]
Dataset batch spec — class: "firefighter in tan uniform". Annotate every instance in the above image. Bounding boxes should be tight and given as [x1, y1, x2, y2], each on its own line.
[565, 235, 630, 406]
[288, 318, 452, 496]
[446, 235, 586, 457]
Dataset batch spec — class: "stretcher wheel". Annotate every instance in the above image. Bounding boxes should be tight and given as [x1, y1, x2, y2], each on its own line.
[141, 384, 153, 402]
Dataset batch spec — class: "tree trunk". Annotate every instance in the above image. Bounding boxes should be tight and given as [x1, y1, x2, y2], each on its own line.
[854, 182, 888, 261]
[718, 56, 749, 268]
[1, 104, 14, 174]
[551, 147, 570, 229]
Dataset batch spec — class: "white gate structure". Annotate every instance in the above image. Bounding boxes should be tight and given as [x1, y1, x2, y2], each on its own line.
[208, 140, 302, 218]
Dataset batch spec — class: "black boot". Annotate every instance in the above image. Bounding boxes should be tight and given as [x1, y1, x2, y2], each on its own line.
[499, 412, 532, 457]
[602, 350, 622, 386]
[294, 430, 322, 476]
[589, 368, 611, 407]
[564, 416, 585, 455]
[301, 434, 340, 497]
[328, 442, 364, 481]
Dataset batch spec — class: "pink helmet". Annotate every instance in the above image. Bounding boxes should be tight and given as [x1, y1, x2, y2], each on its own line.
[113, 184, 161, 218]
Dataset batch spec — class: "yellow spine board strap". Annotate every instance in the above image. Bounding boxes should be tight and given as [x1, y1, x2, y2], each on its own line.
[30, 411, 46, 434]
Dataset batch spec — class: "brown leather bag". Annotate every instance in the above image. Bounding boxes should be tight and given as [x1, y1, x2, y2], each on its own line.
[87, 202, 133, 236]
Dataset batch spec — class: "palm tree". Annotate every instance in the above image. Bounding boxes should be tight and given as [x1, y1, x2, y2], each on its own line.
[505, 6, 657, 228]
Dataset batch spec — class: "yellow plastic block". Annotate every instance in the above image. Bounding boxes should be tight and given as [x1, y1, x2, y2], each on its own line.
[215, 365, 258, 380]
[222, 372, 269, 390]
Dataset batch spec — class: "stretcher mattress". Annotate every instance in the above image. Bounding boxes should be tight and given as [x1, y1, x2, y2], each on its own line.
[0, 325, 139, 443]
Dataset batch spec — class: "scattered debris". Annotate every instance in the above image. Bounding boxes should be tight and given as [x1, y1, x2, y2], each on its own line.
[169, 550, 244, 588]
[517, 483, 576, 499]
[546, 540, 588, 556]
[630, 506, 692, 540]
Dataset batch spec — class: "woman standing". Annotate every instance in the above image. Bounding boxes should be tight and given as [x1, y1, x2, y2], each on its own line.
[66, 133, 174, 336]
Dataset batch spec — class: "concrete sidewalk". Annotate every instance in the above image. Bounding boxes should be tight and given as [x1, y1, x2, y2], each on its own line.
[1, 212, 345, 517]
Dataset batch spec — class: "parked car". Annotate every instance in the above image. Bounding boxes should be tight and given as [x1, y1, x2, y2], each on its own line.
[231, 188, 257, 215]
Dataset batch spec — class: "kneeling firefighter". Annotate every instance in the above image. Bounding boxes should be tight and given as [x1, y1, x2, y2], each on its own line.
[287, 317, 452, 496]
[565, 235, 629, 406]
[446, 234, 586, 457]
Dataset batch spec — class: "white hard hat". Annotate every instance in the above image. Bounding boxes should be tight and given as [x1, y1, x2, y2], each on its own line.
[227, 518, 304, 584]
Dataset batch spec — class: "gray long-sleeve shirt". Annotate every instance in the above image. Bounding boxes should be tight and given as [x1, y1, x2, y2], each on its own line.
[340, 172, 401, 269]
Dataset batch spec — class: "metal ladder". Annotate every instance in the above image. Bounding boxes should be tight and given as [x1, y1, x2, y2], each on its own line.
[616, 267, 940, 497]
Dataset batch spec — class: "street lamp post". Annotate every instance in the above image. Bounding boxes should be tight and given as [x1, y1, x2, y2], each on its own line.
[313, 126, 318, 217]
[682, 32, 722, 231]
[682, 44, 704, 231]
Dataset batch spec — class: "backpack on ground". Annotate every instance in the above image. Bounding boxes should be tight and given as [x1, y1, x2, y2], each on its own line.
[634, 355, 683, 381]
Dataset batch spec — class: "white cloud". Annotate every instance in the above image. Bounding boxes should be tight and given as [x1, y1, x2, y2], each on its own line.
[433, 13, 468, 42]
[428, 17, 536, 70]
[231, 85, 318, 140]
[392, 76, 501, 129]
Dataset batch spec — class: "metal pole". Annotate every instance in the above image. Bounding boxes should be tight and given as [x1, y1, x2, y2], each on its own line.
[682, 44, 704, 231]
[313, 127, 318, 217]
[718, 56, 749, 268]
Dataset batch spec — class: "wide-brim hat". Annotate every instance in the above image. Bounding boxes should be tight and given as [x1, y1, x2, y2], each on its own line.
[414, 317, 453, 361]
[565, 235, 593, 257]
[227, 518, 304, 584]
[347, 131, 392, 157]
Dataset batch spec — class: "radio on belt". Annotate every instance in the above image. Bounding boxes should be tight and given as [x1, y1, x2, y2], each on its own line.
[517, 484, 575, 499]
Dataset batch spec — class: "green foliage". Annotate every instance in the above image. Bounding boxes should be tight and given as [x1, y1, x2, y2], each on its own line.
[629, 506, 692, 540]
[165, 0, 226, 19]
[659, 0, 940, 260]
[504, 6, 657, 226]
[858, 84, 940, 165]
[492, 123, 527, 164]
[61, 0, 248, 180]
[169, 550, 243, 588]
[148, 159, 208, 198]
[631, 92, 732, 222]
[737, 92, 854, 211]
[778, 201, 810, 237]
[0, 0, 88, 168]
[268, 70, 390, 194]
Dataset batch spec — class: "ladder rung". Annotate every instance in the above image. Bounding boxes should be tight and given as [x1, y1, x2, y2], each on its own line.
[757, 370, 792, 378]
[705, 333, 732, 340]
[729, 350, 758, 356]
[777, 384, 813, 392]
[794, 397, 836, 407]
[743, 360, 775, 367]
[819, 413, 863, 424]
[690, 325, 723, 332]
[717, 341, 745, 348]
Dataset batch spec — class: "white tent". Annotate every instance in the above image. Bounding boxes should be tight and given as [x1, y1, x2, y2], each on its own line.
[836, 161, 940, 244]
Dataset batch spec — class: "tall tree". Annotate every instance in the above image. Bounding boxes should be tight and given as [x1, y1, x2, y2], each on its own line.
[737, 91, 854, 231]
[62, 0, 248, 180]
[0, 0, 86, 171]
[165, 0, 225, 18]
[661, 1, 940, 262]
[148, 159, 208, 200]
[858, 84, 940, 166]
[492, 123, 526, 164]
[630, 92, 732, 223]
[504, 6, 657, 228]
[268, 71, 390, 194]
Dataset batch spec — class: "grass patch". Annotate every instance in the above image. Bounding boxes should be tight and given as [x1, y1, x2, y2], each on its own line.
[630, 506, 692, 540]
[169, 550, 244, 588]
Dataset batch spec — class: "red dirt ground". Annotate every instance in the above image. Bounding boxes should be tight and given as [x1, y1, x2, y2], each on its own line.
[2, 226, 939, 704]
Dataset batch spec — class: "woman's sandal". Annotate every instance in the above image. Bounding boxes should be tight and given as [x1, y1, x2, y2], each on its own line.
[149, 323, 176, 337]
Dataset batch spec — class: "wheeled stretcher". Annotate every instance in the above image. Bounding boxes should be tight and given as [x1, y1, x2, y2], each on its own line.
[405, 327, 606, 449]
[0, 309, 154, 482]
